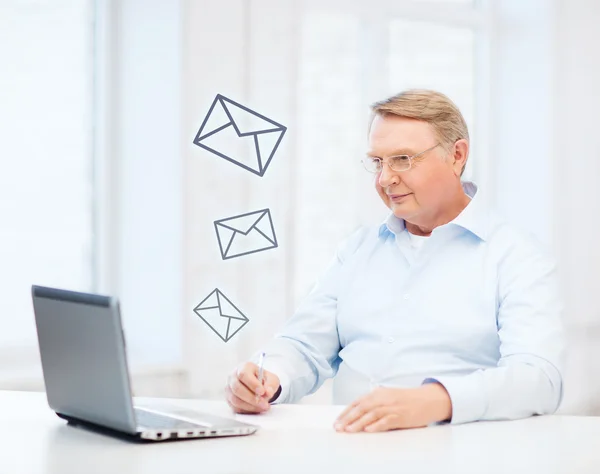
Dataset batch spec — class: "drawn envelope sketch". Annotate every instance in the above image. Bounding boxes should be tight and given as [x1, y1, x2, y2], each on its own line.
[193, 289, 249, 342]
[214, 208, 278, 260]
[193, 94, 287, 177]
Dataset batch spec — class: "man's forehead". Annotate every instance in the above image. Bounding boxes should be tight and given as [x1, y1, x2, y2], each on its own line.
[368, 115, 435, 155]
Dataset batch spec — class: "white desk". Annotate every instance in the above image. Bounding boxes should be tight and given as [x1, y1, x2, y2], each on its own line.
[1, 390, 599, 474]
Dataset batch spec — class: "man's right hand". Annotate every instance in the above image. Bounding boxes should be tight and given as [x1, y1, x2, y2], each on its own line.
[225, 362, 281, 414]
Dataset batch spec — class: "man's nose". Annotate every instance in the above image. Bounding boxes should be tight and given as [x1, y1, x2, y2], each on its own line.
[378, 163, 400, 187]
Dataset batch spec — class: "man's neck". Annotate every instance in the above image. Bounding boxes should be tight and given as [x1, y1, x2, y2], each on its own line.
[405, 191, 471, 236]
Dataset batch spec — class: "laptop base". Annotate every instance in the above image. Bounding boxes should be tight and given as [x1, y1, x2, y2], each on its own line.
[56, 412, 257, 443]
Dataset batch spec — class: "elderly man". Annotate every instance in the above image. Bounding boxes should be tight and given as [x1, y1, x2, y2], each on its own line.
[225, 89, 564, 433]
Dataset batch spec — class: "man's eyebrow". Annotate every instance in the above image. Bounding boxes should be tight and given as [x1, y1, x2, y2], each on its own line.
[366, 148, 416, 157]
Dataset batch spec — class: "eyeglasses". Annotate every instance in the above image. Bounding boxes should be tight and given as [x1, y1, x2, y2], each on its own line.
[361, 143, 441, 173]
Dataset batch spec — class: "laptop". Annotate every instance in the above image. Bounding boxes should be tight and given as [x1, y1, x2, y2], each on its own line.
[31, 285, 258, 442]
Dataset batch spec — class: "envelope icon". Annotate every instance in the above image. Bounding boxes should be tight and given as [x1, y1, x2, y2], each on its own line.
[193, 289, 249, 342]
[214, 208, 278, 260]
[193, 94, 287, 177]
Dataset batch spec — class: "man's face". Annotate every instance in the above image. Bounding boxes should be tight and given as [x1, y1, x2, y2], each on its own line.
[368, 114, 458, 222]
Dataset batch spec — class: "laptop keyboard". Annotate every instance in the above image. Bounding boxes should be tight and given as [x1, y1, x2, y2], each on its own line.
[135, 408, 208, 430]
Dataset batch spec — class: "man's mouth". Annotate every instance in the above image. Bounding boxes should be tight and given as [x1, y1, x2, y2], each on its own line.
[388, 193, 412, 202]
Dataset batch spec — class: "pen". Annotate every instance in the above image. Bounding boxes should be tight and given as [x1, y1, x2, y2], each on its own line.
[256, 351, 265, 402]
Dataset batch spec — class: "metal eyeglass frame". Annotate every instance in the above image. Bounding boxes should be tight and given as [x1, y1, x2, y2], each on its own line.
[362, 143, 441, 173]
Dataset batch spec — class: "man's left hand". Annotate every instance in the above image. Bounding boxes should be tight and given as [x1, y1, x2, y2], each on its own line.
[334, 383, 452, 433]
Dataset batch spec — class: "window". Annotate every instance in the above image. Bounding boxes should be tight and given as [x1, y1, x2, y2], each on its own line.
[0, 1, 94, 352]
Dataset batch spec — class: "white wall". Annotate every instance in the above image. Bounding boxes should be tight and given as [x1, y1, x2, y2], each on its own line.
[553, 0, 600, 414]
[492, 0, 600, 415]
[491, 0, 557, 248]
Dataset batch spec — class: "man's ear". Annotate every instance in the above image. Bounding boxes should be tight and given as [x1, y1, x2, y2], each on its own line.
[452, 139, 469, 177]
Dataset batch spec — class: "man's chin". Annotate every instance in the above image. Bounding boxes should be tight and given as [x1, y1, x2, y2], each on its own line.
[391, 203, 415, 220]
